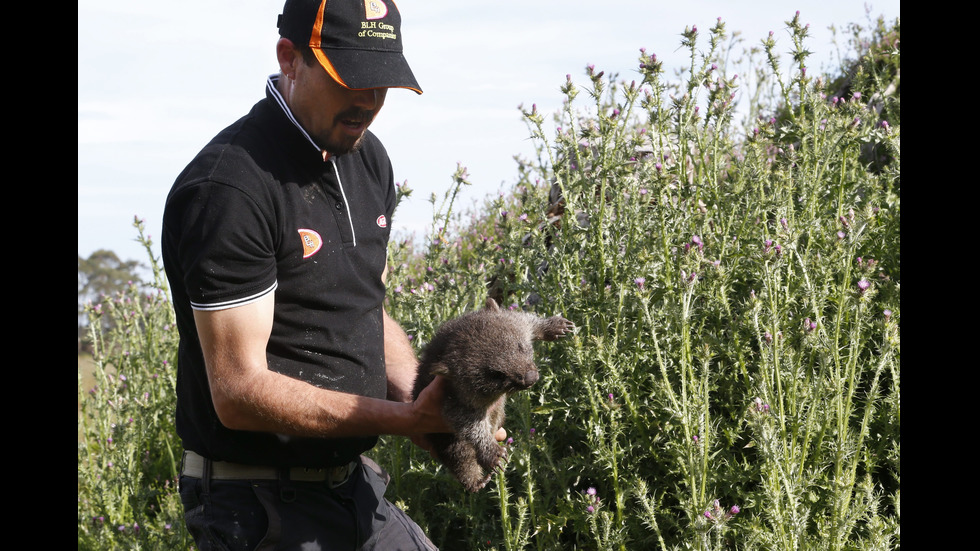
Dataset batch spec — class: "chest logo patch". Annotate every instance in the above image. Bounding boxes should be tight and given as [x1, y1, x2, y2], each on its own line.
[298, 228, 323, 258]
[376, 215, 387, 228]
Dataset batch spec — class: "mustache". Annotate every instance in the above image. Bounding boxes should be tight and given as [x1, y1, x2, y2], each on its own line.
[335, 108, 375, 124]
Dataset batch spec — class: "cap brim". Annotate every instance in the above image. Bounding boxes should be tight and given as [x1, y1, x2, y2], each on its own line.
[316, 48, 422, 95]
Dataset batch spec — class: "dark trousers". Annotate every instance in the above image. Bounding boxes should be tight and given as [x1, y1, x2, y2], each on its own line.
[179, 456, 437, 550]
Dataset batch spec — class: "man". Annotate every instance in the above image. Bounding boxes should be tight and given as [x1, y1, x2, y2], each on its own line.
[163, 1, 499, 549]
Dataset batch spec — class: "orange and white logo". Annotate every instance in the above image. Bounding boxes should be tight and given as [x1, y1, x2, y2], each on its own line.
[298, 228, 323, 258]
[376, 215, 387, 228]
[365, 0, 387, 20]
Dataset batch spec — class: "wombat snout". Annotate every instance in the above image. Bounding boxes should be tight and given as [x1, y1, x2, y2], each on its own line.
[519, 368, 539, 388]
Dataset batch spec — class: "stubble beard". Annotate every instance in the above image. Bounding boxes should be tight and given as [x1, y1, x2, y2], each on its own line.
[318, 108, 375, 155]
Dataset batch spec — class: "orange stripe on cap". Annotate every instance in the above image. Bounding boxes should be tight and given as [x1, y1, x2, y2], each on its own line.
[306, 0, 422, 94]
[308, 1, 351, 88]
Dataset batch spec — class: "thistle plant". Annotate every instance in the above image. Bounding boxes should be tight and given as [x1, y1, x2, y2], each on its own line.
[379, 12, 899, 551]
[77, 218, 192, 550]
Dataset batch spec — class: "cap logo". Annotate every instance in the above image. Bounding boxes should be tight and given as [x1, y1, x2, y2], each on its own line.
[365, 0, 388, 20]
[298, 228, 323, 258]
[376, 215, 387, 228]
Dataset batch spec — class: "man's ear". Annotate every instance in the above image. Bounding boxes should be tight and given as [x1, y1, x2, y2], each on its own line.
[276, 38, 300, 79]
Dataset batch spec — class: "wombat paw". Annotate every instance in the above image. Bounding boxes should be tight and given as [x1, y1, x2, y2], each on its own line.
[541, 316, 575, 340]
[464, 472, 494, 493]
[477, 443, 508, 472]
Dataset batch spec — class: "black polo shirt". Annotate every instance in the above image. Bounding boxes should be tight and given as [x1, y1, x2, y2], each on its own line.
[162, 76, 395, 468]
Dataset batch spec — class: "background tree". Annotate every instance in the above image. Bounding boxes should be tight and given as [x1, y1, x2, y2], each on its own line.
[78, 249, 145, 351]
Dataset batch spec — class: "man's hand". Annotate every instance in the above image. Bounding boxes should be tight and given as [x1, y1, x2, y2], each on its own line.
[409, 375, 507, 457]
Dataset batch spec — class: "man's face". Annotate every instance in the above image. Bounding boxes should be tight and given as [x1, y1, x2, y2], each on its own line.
[288, 54, 388, 155]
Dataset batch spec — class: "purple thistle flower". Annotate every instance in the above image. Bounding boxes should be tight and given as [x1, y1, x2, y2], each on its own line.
[730, 505, 740, 515]
[635, 277, 646, 289]
[857, 279, 870, 292]
[587, 487, 597, 496]
[587, 505, 595, 513]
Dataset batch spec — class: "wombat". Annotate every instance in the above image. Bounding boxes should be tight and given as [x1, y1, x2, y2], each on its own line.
[412, 297, 574, 492]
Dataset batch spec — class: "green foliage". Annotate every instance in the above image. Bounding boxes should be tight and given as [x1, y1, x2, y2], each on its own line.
[76, 14, 899, 551]
[377, 13, 899, 551]
[77, 218, 193, 550]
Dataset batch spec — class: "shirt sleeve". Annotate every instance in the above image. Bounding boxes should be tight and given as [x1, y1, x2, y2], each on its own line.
[167, 178, 279, 311]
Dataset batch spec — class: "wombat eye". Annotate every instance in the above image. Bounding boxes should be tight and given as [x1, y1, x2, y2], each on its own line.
[489, 370, 508, 381]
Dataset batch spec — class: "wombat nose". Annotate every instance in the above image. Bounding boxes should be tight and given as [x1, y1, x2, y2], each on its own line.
[524, 369, 540, 387]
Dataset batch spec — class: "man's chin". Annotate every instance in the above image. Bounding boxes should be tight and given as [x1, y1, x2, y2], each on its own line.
[320, 134, 365, 156]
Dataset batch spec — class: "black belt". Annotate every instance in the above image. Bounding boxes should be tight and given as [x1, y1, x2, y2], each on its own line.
[181, 450, 358, 487]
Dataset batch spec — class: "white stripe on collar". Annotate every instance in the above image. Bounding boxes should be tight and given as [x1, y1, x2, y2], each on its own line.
[266, 74, 322, 154]
[266, 74, 357, 247]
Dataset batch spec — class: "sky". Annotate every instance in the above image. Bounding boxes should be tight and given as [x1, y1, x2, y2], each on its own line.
[78, 0, 900, 266]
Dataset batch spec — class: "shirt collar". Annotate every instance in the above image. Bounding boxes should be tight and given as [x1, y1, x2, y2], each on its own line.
[266, 74, 327, 158]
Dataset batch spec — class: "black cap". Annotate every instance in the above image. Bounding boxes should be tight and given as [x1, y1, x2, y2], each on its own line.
[278, 0, 422, 94]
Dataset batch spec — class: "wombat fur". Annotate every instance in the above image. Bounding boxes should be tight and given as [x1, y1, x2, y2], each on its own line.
[412, 298, 574, 492]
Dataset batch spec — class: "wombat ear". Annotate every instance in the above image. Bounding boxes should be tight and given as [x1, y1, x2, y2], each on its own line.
[485, 297, 500, 311]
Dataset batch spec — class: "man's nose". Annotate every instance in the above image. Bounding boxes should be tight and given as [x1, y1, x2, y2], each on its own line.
[350, 88, 381, 109]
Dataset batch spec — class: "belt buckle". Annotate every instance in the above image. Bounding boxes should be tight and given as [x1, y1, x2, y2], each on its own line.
[327, 462, 356, 488]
